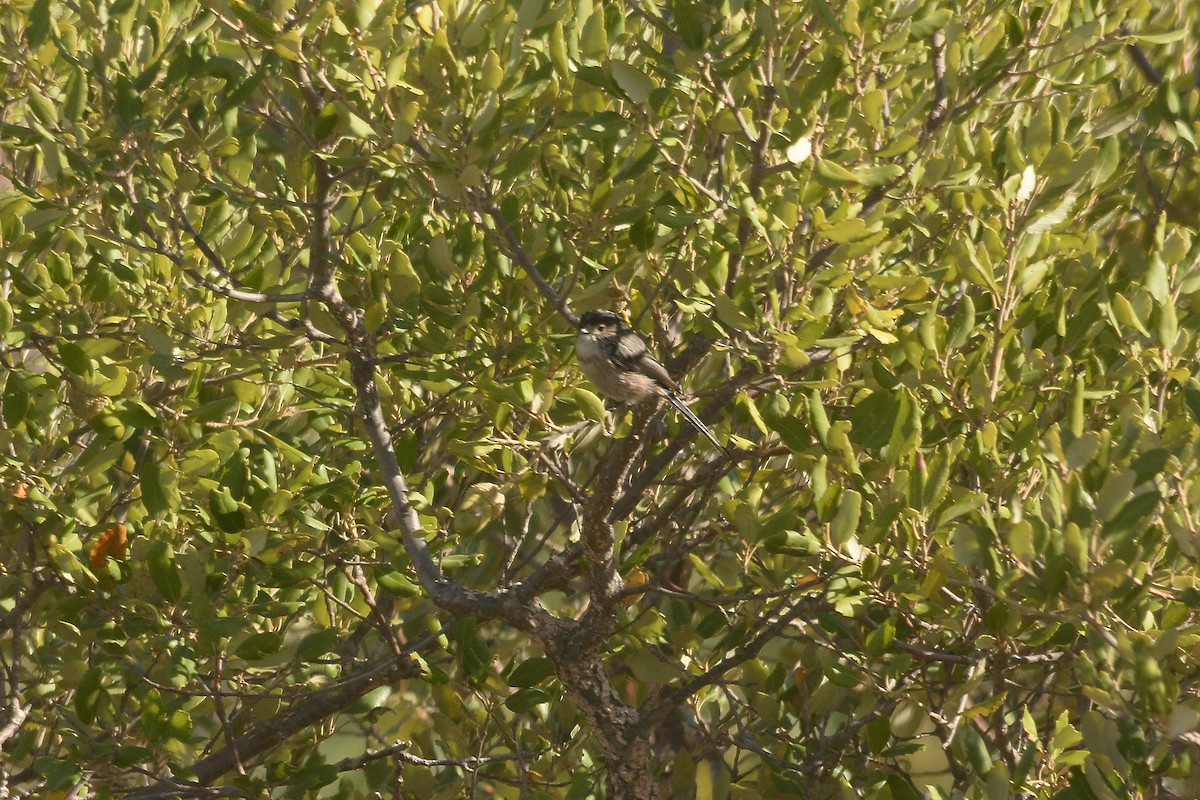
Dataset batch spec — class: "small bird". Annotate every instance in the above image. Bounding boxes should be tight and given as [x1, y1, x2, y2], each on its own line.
[575, 309, 729, 456]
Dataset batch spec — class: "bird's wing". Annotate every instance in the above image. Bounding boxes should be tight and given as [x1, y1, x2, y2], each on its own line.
[613, 331, 681, 392]
[636, 354, 679, 392]
[662, 391, 731, 458]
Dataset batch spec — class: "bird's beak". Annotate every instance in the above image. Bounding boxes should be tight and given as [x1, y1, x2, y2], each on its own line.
[579, 326, 590, 335]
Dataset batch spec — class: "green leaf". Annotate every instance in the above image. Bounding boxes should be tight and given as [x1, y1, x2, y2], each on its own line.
[830, 489, 862, 546]
[273, 29, 302, 61]
[808, 391, 830, 445]
[624, 650, 682, 684]
[865, 618, 895, 657]
[27, 0, 51, 48]
[850, 164, 904, 186]
[295, 628, 339, 662]
[114, 399, 159, 428]
[809, 0, 846, 36]
[217, 62, 272, 115]
[1132, 29, 1187, 44]
[814, 158, 858, 186]
[505, 687, 552, 713]
[1145, 255, 1170, 303]
[147, 540, 183, 602]
[58, 341, 93, 376]
[609, 60, 654, 104]
[849, 390, 900, 449]
[1091, 93, 1144, 138]
[455, 617, 493, 680]
[74, 667, 104, 725]
[35, 758, 82, 792]
[674, 0, 705, 49]
[886, 389, 921, 464]
[580, 9, 608, 58]
[945, 295, 976, 350]
[574, 387, 607, 421]
[197, 616, 251, 640]
[910, 8, 953, 37]
[209, 487, 246, 532]
[27, 87, 58, 126]
[1183, 383, 1200, 424]
[762, 529, 820, 556]
[766, 413, 809, 452]
[140, 461, 171, 516]
[508, 657, 556, 688]
[62, 68, 87, 121]
[1026, 189, 1079, 235]
[113, 75, 143, 125]
[376, 570, 422, 597]
[820, 217, 872, 244]
[290, 764, 339, 792]
[961, 726, 993, 775]
[139, 322, 177, 357]
[228, 0, 277, 39]
[314, 104, 339, 140]
[713, 295, 754, 329]
[236, 631, 282, 660]
[688, 553, 725, 589]
[1007, 520, 1035, 564]
[1130, 449, 1169, 484]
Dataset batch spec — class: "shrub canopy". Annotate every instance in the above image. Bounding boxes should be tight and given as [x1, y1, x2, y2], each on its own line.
[2, 0, 1200, 797]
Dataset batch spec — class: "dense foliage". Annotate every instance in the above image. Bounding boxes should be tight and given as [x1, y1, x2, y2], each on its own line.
[3, 0, 1200, 797]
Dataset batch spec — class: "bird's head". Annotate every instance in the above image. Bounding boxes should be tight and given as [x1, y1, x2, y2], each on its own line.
[578, 309, 625, 339]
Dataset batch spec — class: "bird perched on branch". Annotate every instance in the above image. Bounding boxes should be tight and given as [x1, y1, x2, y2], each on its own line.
[575, 309, 729, 457]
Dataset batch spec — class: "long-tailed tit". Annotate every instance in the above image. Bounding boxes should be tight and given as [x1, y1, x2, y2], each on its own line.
[575, 309, 729, 456]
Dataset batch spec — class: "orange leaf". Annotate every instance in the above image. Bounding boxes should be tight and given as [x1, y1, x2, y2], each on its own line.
[792, 664, 808, 688]
[89, 524, 128, 571]
[621, 567, 648, 608]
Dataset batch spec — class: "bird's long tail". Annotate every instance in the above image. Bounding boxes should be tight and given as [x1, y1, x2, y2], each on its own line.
[662, 392, 731, 458]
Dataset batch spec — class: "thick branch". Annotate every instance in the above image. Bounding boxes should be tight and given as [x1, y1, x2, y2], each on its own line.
[576, 405, 657, 610]
[541, 625, 662, 800]
[122, 657, 416, 799]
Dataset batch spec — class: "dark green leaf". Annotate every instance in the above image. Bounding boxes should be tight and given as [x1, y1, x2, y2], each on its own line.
[58, 341, 93, 376]
[765, 413, 809, 452]
[147, 540, 183, 602]
[295, 628, 339, 662]
[74, 667, 104, 725]
[849, 390, 900, 449]
[508, 657, 556, 688]
[236, 631, 282, 660]
[505, 687, 553, 712]
[674, 0, 704, 49]
[27, 0, 51, 48]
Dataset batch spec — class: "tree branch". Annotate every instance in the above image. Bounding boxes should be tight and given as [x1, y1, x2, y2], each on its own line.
[641, 595, 820, 730]
[121, 656, 417, 799]
[476, 196, 578, 327]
